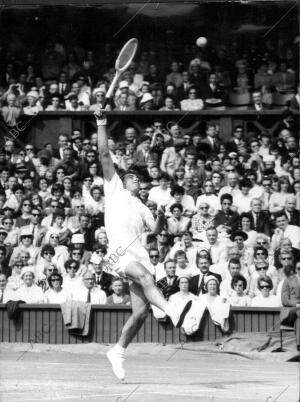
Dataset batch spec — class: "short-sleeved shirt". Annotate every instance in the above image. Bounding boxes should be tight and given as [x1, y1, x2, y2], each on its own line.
[104, 173, 156, 275]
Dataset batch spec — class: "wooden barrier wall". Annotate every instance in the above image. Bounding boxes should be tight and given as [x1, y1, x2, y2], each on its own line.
[0, 304, 281, 344]
[2, 110, 299, 150]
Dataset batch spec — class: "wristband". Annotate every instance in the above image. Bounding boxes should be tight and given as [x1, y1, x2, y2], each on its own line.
[96, 118, 107, 126]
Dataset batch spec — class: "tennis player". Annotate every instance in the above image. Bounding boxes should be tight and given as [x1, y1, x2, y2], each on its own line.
[94, 107, 197, 381]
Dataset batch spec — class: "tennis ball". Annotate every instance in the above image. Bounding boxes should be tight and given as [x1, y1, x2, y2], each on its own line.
[196, 37, 207, 47]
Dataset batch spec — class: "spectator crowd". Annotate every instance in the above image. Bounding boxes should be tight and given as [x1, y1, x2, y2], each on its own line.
[0, 112, 299, 314]
[0, 36, 299, 128]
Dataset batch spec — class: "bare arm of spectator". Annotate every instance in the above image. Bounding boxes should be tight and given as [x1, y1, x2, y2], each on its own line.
[94, 106, 115, 182]
[281, 278, 295, 307]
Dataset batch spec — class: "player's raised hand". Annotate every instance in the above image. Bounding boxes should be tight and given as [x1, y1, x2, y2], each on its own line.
[94, 105, 107, 120]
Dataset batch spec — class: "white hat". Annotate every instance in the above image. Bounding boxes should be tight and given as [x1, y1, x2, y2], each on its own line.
[71, 233, 85, 244]
[90, 252, 103, 265]
[119, 80, 129, 89]
[20, 227, 34, 238]
[92, 87, 106, 97]
[21, 266, 35, 278]
[204, 275, 219, 286]
[27, 91, 39, 99]
[140, 93, 154, 104]
[263, 155, 275, 163]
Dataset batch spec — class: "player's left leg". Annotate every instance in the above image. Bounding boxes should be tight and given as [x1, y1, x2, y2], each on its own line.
[107, 280, 149, 381]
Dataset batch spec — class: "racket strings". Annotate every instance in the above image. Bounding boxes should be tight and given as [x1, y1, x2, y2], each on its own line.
[116, 40, 138, 71]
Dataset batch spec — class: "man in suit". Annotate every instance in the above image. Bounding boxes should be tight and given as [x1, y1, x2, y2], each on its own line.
[189, 256, 221, 296]
[90, 252, 114, 296]
[246, 198, 271, 237]
[177, 71, 192, 101]
[201, 72, 227, 108]
[280, 263, 300, 351]
[20, 206, 47, 247]
[132, 135, 157, 168]
[227, 125, 244, 153]
[284, 195, 300, 226]
[200, 122, 220, 155]
[57, 72, 71, 97]
[156, 259, 179, 300]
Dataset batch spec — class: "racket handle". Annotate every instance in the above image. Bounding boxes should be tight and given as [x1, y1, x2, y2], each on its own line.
[103, 73, 120, 109]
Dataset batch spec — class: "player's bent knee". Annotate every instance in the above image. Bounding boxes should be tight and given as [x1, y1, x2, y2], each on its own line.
[125, 262, 154, 287]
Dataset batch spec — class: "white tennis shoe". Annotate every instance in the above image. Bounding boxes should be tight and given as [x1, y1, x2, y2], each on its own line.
[106, 347, 126, 382]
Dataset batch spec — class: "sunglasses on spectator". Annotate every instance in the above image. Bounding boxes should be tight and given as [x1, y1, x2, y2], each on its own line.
[51, 278, 60, 282]
[83, 142, 91, 146]
[260, 285, 271, 289]
[256, 267, 268, 271]
[226, 169, 234, 172]
[160, 233, 168, 237]
[43, 252, 54, 256]
[32, 213, 41, 217]
[76, 205, 84, 208]
[23, 203, 31, 207]
[22, 235, 32, 239]
[281, 257, 292, 260]
[26, 147, 33, 151]
[72, 251, 81, 255]
[68, 265, 78, 270]
[15, 264, 23, 268]
[150, 254, 159, 258]
[257, 241, 266, 245]
[256, 252, 265, 255]
[50, 236, 59, 239]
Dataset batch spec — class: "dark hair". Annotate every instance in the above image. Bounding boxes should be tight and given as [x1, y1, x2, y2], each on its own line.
[170, 203, 183, 213]
[254, 246, 268, 257]
[257, 275, 273, 290]
[12, 184, 25, 194]
[174, 250, 188, 262]
[220, 193, 233, 204]
[170, 185, 185, 197]
[53, 209, 65, 220]
[51, 182, 64, 195]
[164, 259, 175, 269]
[239, 178, 252, 188]
[41, 244, 55, 257]
[228, 258, 241, 267]
[231, 274, 247, 290]
[47, 272, 63, 288]
[0, 245, 7, 256]
[240, 212, 255, 230]
[64, 259, 80, 271]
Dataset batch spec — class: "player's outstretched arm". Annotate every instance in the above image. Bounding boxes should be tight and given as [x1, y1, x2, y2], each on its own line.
[94, 105, 115, 182]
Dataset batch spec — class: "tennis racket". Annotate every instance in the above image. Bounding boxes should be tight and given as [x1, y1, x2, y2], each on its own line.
[103, 38, 138, 107]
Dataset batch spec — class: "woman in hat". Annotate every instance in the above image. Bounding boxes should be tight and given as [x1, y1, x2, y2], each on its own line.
[168, 274, 198, 311]
[14, 266, 44, 303]
[139, 93, 154, 111]
[23, 91, 43, 115]
[199, 275, 230, 332]
[44, 272, 69, 304]
[230, 229, 254, 271]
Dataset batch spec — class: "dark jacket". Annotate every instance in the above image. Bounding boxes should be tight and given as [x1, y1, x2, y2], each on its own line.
[156, 276, 179, 300]
[189, 271, 222, 296]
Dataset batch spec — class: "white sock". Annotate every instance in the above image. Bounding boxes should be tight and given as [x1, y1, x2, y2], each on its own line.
[114, 343, 126, 356]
